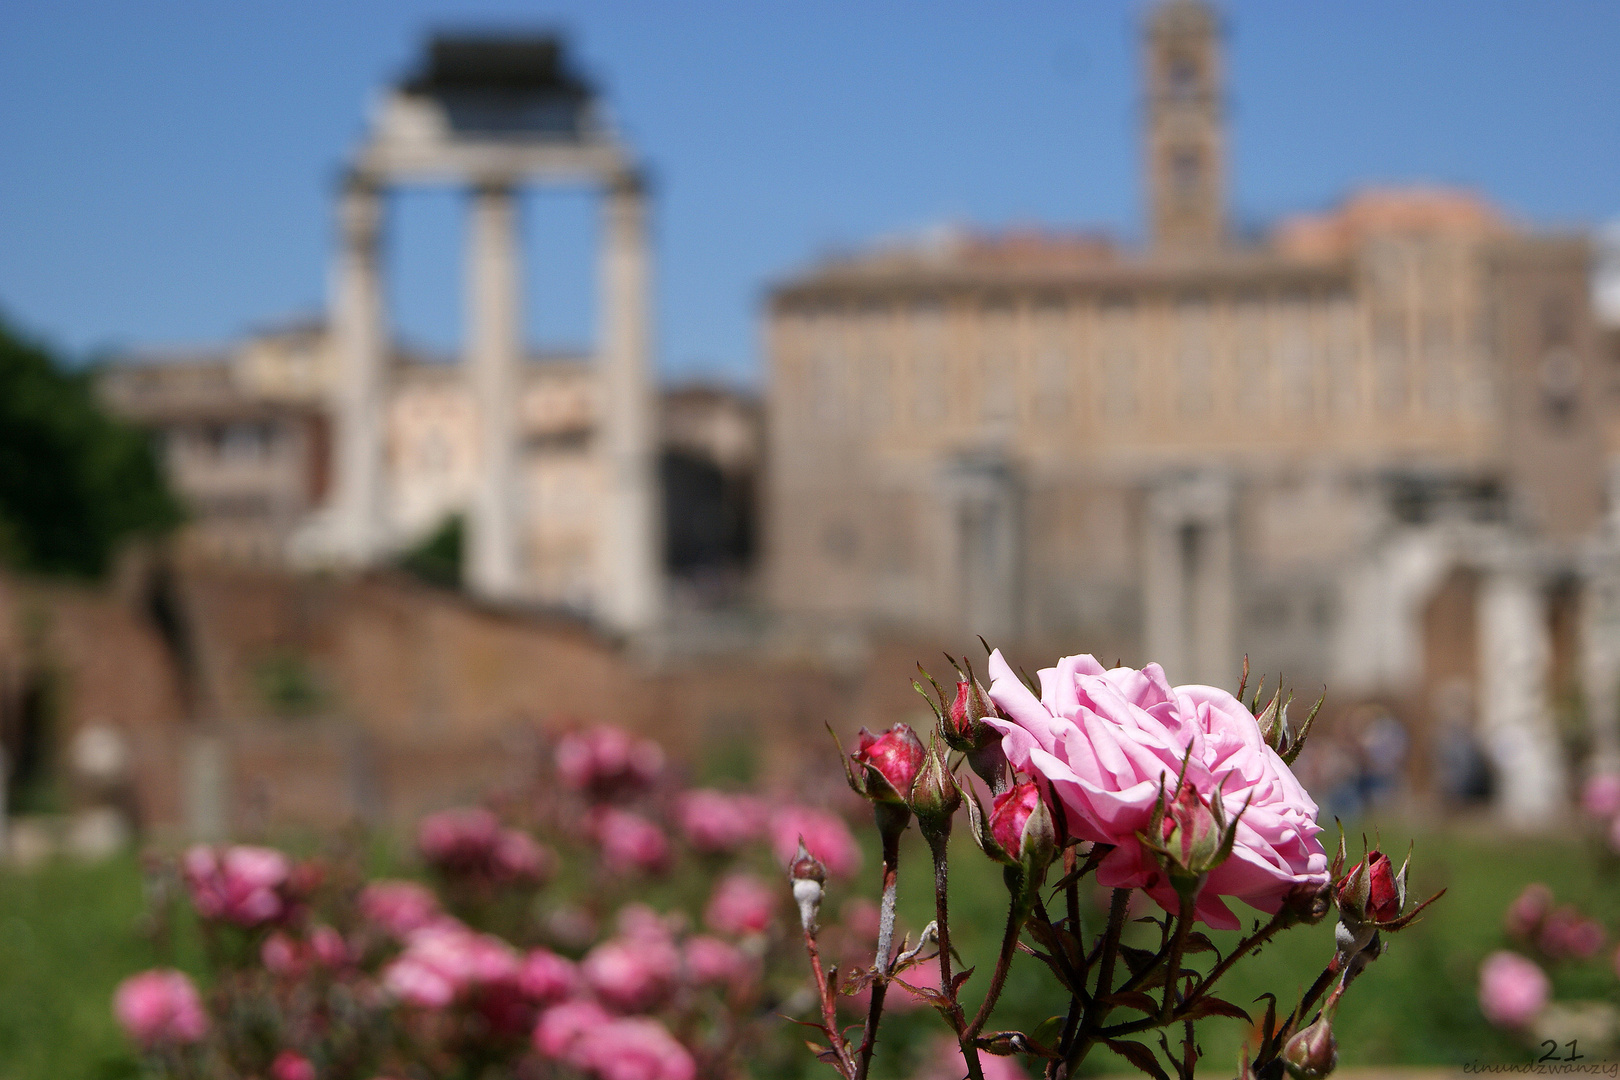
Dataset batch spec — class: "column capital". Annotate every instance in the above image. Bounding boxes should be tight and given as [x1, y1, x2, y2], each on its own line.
[606, 165, 650, 201]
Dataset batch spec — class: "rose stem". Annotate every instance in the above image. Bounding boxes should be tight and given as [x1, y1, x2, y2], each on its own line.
[1066, 886, 1132, 1074]
[967, 867, 1029, 1039]
[855, 827, 902, 1080]
[1159, 893, 1195, 1022]
[803, 924, 854, 1077]
[927, 826, 986, 1080]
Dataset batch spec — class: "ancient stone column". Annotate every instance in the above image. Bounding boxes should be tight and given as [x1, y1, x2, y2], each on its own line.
[1478, 566, 1566, 825]
[329, 177, 388, 564]
[465, 182, 523, 600]
[596, 171, 662, 633]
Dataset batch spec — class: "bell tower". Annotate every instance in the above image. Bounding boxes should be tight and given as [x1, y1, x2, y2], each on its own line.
[1145, 0, 1225, 251]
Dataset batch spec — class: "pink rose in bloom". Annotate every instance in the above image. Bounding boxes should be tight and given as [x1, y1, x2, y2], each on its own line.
[584, 1017, 697, 1080]
[1505, 883, 1553, 942]
[684, 935, 749, 988]
[271, 1050, 317, 1080]
[983, 650, 1328, 929]
[534, 999, 613, 1067]
[381, 956, 456, 1010]
[359, 880, 442, 938]
[555, 725, 665, 796]
[768, 805, 862, 879]
[851, 724, 927, 803]
[581, 934, 680, 1012]
[113, 968, 209, 1047]
[1581, 773, 1620, 819]
[704, 873, 776, 936]
[594, 808, 671, 874]
[678, 789, 766, 853]
[517, 948, 577, 1005]
[182, 844, 291, 926]
[1479, 951, 1550, 1028]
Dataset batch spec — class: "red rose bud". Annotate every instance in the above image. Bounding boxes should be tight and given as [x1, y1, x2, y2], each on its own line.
[1283, 990, 1341, 1080]
[988, 781, 1056, 870]
[851, 724, 927, 805]
[1335, 849, 1403, 925]
[945, 675, 999, 750]
[1162, 783, 1221, 873]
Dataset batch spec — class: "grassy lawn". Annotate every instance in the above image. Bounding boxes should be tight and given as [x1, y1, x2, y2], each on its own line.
[0, 823, 1614, 1079]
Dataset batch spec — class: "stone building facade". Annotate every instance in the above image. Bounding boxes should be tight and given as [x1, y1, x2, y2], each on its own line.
[764, 0, 1613, 823]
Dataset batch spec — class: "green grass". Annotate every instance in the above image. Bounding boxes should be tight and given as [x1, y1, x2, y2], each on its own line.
[1, 825, 1615, 1079]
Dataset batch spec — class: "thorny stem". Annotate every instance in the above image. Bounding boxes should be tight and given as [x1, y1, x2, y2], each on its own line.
[967, 867, 1027, 1039]
[926, 826, 986, 1080]
[1194, 907, 1288, 996]
[803, 924, 854, 1078]
[1066, 887, 1132, 1074]
[855, 825, 903, 1080]
[1160, 893, 1195, 1022]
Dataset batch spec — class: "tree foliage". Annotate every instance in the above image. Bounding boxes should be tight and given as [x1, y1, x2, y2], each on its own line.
[0, 314, 181, 577]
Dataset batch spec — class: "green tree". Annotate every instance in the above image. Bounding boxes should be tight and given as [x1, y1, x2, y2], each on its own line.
[0, 314, 181, 577]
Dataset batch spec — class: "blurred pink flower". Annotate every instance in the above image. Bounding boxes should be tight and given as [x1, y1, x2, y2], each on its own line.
[261, 932, 304, 978]
[517, 948, 577, 1005]
[581, 934, 680, 1012]
[768, 806, 862, 878]
[492, 828, 553, 884]
[585, 1017, 697, 1080]
[358, 880, 442, 938]
[113, 968, 209, 1048]
[984, 650, 1327, 930]
[1581, 773, 1620, 819]
[678, 789, 766, 853]
[593, 808, 670, 874]
[382, 922, 521, 1008]
[684, 935, 749, 988]
[534, 999, 612, 1067]
[182, 844, 291, 926]
[704, 873, 776, 936]
[1504, 883, 1553, 942]
[271, 1050, 317, 1080]
[1538, 906, 1606, 961]
[555, 725, 665, 796]
[918, 1034, 1028, 1080]
[1479, 951, 1550, 1029]
[310, 924, 350, 968]
[418, 806, 501, 867]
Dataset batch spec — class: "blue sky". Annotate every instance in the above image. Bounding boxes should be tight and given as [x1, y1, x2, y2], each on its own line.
[1, 1, 1616, 385]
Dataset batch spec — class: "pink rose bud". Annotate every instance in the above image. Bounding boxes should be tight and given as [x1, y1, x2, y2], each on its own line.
[909, 746, 961, 823]
[849, 723, 927, 804]
[1159, 782, 1222, 874]
[112, 968, 209, 1047]
[789, 839, 827, 934]
[1581, 773, 1620, 819]
[183, 844, 292, 927]
[946, 673, 999, 750]
[987, 780, 1055, 870]
[1538, 906, 1605, 961]
[271, 1050, 316, 1080]
[705, 872, 777, 936]
[1479, 950, 1550, 1029]
[1282, 991, 1340, 1080]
